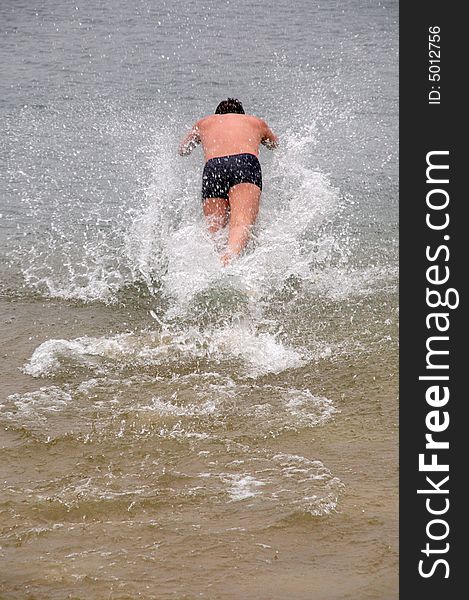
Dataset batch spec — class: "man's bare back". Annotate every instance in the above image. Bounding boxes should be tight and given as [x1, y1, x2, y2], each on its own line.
[179, 98, 278, 265]
[179, 113, 278, 160]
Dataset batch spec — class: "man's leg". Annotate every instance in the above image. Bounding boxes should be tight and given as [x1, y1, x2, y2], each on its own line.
[222, 183, 260, 265]
[202, 197, 230, 234]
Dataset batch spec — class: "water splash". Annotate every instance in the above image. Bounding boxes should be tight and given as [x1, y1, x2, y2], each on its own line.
[24, 323, 305, 379]
[7, 85, 375, 314]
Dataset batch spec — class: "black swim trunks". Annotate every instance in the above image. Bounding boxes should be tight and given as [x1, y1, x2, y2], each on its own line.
[202, 153, 262, 201]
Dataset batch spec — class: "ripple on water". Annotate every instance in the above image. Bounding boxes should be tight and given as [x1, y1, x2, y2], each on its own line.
[1, 369, 337, 443]
[1, 437, 343, 550]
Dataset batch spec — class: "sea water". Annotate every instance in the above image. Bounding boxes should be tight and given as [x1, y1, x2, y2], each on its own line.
[0, 1, 398, 598]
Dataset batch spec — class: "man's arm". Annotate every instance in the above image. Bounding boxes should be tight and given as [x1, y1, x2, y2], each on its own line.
[260, 119, 279, 150]
[178, 123, 201, 156]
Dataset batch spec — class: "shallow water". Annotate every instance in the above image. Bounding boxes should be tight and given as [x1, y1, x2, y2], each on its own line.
[1, 1, 398, 598]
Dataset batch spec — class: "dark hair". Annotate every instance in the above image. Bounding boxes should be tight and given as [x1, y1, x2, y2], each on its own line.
[215, 98, 245, 114]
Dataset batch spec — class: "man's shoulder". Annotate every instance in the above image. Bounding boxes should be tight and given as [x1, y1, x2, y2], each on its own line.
[246, 114, 267, 127]
[196, 113, 265, 128]
[240, 113, 263, 121]
[195, 114, 217, 129]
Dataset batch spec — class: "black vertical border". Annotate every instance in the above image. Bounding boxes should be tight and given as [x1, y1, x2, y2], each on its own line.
[400, 2, 464, 597]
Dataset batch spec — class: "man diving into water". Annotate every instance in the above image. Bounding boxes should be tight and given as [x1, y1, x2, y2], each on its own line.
[179, 98, 278, 265]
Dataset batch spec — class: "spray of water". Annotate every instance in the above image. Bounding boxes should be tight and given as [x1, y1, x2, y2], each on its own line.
[7, 73, 397, 404]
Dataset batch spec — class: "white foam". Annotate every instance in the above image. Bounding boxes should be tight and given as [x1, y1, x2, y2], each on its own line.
[156, 151, 344, 313]
[1, 386, 73, 440]
[23, 336, 139, 377]
[24, 322, 304, 378]
[3, 386, 71, 421]
[208, 448, 344, 515]
[224, 475, 265, 502]
[207, 325, 304, 376]
[142, 396, 217, 417]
